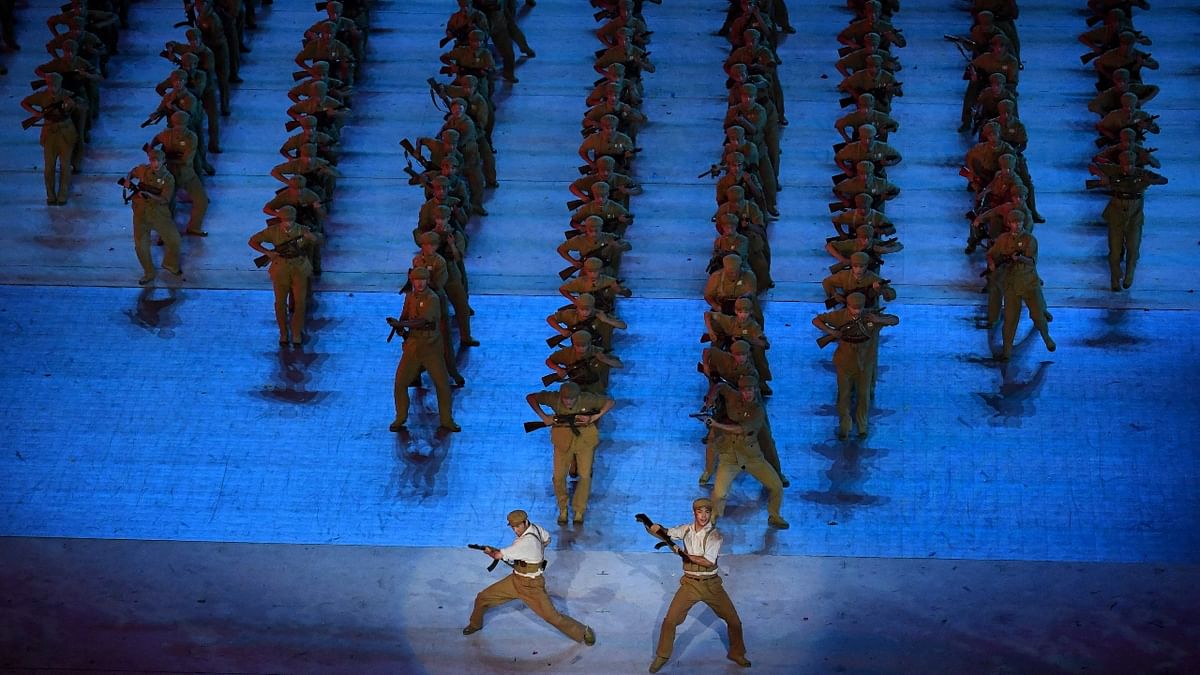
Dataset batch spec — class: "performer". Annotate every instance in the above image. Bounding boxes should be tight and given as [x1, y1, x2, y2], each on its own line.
[640, 498, 751, 672]
[464, 510, 596, 645]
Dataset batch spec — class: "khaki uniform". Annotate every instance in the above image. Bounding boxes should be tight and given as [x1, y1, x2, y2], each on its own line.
[129, 165, 180, 277]
[708, 312, 771, 383]
[816, 308, 888, 436]
[152, 126, 209, 233]
[708, 385, 784, 520]
[531, 390, 611, 521]
[391, 287, 457, 428]
[988, 232, 1051, 355]
[249, 224, 318, 343]
[1102, 171, 1162, 287]
[22, 89, 77, 202]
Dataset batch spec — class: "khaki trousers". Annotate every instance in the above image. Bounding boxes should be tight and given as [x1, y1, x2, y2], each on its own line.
[712, 441, 783, 520]
[1104, 196, 1143, 284]
[41, 123, 76, 201]
[133, 202, 181, 275]
[393, 339, 456, 427]
[837, 357, 874, 436]
[655, 575, 745, 660]
[553, 435, 596, 519]
[269, 259, 311, 341]
[468, 573, 587, 642]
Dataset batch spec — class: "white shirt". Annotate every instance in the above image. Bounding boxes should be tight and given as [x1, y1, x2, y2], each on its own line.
[666, 522, 722, 577]
[501, 522, 550, 577]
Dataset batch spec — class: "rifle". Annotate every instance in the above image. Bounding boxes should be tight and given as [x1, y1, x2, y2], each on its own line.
[399, 138, 437, 172]
[944, 34, 976, 61]
[1084, 178, 1105, 191]
[385, 316, 437, 343]
[523, 409, 598, 435]
[1080, 50, 1101, 65]
[541, 360, 599, 387]
[698, 164, 722, 179]
[253, 234, 305, 268]
[467, 544, 505, 572]
[173, 19, 193, 29]
[546, 315, 599, 347]
[816, 316, 875, 348]
[427, 76, 451, 110]
[402, 161, 425, 186]
[117, 176, 163, 204]
[140, 109, 168, 128]
[557, 264, 583, 281]
[634, 513, 689, 561]
[567, 198, 587, 211]
[688, 405, 717, 426]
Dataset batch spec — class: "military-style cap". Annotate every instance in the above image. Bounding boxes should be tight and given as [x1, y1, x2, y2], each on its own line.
[418, 231, 440, 246]
[582, 215, 604, 229]
[730, 339, 751, 354]
[507, 509, 528, 526]
[275, 205, 297, 220]
[692, 497, 713, 511]
[576, 293, 596, 307]
[559, 382, 581, 397]
[734, 297, 753, 311]
[856, 224, 875, 239]
[591, 181, 611, 194]
[854, 193, 874, 206]
[722, 254, 742, 270]
[850, 252, 871, 266]
[146, 147, 165, 160]
[571, 330, 593, 345]
[846, 292, 866, 308]
[409, 267, 430, 280]
[583, 257, 604, 271]
[737, 374, 758, 388]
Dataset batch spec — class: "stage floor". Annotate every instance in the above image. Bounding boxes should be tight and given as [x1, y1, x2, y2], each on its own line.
[0, 0, 1198, 672]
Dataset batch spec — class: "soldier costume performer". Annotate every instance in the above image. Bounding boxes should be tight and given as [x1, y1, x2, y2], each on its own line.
[248, 206, 322, 347]
[125, 147, 179, 285]
[644, 498, 751, 673]
[526, 382, 615, 525]
[812, 292, 899, 439]
[386, 267, 460, 432]
[464, 510, 596, 645]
